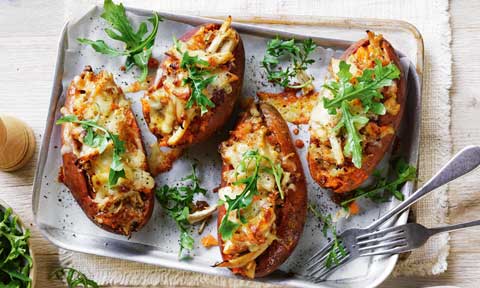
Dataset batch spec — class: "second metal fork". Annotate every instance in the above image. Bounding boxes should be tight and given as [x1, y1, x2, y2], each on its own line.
[305, 145, 480, 281]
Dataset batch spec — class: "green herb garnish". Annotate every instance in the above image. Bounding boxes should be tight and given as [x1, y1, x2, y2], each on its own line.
[261, 37, 317, 89]
[309, 204, 347, 269]
[56, 115, 126, 187]
[341, 158, 417, 207]
[324, 59, 400, 168]
[174, 38, 216, 115]
[77, 0, 162, 82]
[218, 150, 284, 241]
[0, 208, 32, 288]
[52, 267, 99, 288]
[155, 165, 207, 258]
[333, 101, 369, 168]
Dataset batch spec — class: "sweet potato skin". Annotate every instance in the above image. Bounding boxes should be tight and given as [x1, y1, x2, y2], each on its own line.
[217, 103, 308, 278]
[308, 36, 407, 193]
[145, 23, 245, 148]
[60, 69, 154, 236]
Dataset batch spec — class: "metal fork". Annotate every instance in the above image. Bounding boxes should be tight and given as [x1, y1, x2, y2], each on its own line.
[354, 219, 480, 257]
[304, 145, 480, 281]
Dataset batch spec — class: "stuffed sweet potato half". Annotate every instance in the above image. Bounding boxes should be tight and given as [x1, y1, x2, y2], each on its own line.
[215, 103, 307, 278]
[142, 17, 245, 147]
[308, 31, 407, 193]
[58, 66, 155, 236]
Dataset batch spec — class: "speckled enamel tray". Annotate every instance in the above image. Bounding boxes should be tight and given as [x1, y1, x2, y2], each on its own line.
[32, 6, 423, 288]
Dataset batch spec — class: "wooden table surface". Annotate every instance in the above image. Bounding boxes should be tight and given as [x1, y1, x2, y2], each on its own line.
[1, 0, 479, 287]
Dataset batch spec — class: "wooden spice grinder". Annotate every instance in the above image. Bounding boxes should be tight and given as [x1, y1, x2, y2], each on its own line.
[0, 116, 36, 171]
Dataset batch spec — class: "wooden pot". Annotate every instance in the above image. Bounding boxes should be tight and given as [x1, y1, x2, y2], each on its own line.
[0, 116, 36, 171]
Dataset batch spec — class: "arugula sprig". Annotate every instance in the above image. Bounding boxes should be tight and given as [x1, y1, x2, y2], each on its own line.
[174, 38, 216, 115]
[341, 158, 417, 207]
[0, 208, 32, 288]
[77, 0, 162, 82]
[334, 102, 369, 168]
[52, 267, 99, 288]
[324, 60, 400, 168]
[218, 150, 284, 241]
[56, 115, 126, 187]
[262, 37, 317, 89]
[155, 165, 207, 258]
[309, 204, 347, 269]
[323, 60, 400, 113]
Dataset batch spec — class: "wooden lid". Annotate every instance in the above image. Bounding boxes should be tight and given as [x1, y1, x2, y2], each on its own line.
[0, 118, 6, 148]
[0, 116, 36, 171]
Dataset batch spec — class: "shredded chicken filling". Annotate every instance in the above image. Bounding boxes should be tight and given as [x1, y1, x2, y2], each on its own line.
[309, 32, 398, 170]
[217, 106, 291, 277]
[61, 71, 154, 213]
[143, 17, 240, 145]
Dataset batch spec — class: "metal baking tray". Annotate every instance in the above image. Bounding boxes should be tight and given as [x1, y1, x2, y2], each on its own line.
[32, 5, 423, 288]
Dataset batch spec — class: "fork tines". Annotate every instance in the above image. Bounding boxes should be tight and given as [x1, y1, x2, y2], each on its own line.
[305, 238, 351, 280]
[304, 225, 410, 281]
[356, 225, 408, 257]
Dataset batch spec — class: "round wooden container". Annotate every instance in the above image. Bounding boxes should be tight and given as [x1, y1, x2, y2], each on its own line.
[0, 199, 36, 287]
[0, 116, 36, 172]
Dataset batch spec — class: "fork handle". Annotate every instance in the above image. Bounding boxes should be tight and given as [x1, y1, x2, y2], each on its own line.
[367, 145, 480, 230]
[429, 219, 480, 236]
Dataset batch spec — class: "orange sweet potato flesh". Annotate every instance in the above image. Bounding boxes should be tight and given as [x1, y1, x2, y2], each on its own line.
[60, 68, 154, 236]
[143, 23, 245, 148]
[308, 36, 407, 193]
[217, 103, 308, 278]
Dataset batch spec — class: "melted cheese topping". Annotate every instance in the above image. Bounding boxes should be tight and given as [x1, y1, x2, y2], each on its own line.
[309, 32, 398, 169]
[61, 70, 154, 212]
[143, 17, 240, 146]
[257, 90, 318, 125]
[218, 105, 288, 277]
